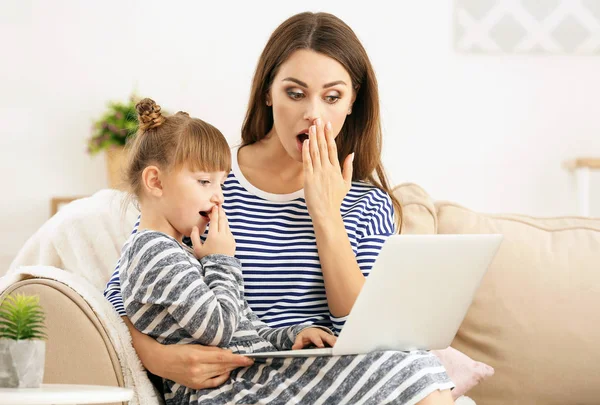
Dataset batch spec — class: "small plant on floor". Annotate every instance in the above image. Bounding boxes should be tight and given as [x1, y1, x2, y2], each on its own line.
[0, 293, 47, 340]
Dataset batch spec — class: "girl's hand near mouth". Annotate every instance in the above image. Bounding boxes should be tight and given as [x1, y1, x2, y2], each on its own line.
[191, 206, 236, 259]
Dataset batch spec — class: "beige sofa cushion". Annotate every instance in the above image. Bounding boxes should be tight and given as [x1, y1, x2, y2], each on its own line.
[392, 183, 437, 234]
[436, 202, 600, 405]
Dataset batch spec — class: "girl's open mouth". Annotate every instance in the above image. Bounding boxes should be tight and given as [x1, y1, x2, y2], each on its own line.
[199, 211, 210, 220]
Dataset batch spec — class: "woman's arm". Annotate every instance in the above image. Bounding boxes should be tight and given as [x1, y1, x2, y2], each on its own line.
[303, 119, 394, 319]
[312, 215, 365, 317]
[302, 119, 365, 317]
[123, 317, 253, 389]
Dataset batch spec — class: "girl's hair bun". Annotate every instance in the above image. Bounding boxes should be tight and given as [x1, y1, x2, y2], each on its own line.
[136, 98, 166, 131]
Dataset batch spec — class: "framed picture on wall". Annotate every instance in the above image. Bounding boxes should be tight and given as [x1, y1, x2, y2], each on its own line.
[454, 0, 600, 54]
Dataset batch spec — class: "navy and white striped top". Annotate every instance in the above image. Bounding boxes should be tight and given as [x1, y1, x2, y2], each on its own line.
[104, 145, 396, 335]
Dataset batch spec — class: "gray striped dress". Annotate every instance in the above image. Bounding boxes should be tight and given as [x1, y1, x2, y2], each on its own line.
[120, 230, 453, 405]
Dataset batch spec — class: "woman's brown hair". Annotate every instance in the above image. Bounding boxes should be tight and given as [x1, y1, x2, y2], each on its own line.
[125, 98, 231, 199]
[241, 12, 403, 230]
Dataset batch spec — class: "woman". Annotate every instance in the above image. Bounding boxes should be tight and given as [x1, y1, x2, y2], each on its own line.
[105, 11, 454, 404]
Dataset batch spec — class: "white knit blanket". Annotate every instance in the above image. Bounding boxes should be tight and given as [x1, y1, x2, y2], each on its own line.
[9, 189, 137, 288]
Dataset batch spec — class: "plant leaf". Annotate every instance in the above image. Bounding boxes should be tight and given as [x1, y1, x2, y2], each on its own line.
[0, 293, 46, 340]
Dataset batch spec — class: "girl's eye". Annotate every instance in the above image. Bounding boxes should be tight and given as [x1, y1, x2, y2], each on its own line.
[287, 90, 305, 100]
[325, 95, 340, 104]
[220, 184, 226, 190]
[198, 180, 210, 186]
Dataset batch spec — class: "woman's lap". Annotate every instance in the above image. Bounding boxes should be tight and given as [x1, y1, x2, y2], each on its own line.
[166, 350, 453, 405]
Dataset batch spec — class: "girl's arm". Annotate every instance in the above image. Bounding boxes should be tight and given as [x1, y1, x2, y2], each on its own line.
[122, 233, 243, 346]
[107, 220, 253, 388]
[241, 304, 334, 350]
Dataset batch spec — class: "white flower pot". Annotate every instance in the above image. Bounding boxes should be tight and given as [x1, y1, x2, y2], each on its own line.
[0, 339, 45, 388]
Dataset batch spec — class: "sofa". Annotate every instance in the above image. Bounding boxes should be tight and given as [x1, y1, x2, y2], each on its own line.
[2, 184, 599, 405]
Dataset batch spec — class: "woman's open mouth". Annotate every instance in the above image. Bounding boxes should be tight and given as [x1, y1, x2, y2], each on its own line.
[296, 130, 309, 152]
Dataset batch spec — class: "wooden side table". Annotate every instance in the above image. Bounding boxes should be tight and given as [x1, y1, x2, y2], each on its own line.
[563, 158, 600, 216]
[0, 383, 133, 404]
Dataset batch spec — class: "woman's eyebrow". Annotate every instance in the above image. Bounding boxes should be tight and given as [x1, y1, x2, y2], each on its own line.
[283, 77, 308, 88]
[322, 80, 347, 88]
[282, 77, 347, 89]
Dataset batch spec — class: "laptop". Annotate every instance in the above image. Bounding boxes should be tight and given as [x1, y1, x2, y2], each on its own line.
[245, 234, 503, 358]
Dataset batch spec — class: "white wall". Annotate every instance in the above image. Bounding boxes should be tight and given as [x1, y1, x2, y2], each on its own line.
[2, 0, 599, 271]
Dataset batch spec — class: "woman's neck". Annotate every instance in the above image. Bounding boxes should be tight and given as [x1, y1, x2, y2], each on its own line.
[237, 131, 305, 194]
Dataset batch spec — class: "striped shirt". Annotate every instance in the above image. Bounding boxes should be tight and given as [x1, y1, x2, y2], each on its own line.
[105, 145, 396, 335]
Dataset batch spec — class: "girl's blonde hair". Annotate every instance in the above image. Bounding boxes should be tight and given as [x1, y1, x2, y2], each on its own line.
[125, 98, 231, 198]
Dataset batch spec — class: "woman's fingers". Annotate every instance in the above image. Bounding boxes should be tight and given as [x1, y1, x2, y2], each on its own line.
[302, 138, 313, 175]
[203, 362, 241, 377]
[308, 125, 322, 170]
[200, 371, 231, 389]
[199, 352, 253, 380]
[177, 346, 253, 389]
[324, 121, 339, 168]
[315, 118, 329, 167]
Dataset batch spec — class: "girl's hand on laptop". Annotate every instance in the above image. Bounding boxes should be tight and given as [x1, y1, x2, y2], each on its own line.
[292, 327, 337, 350]
[191, 205, 236, 259]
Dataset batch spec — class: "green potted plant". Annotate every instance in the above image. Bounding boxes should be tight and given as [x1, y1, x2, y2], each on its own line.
[87, 94, 140, 190]
[0, 293, 47, 388]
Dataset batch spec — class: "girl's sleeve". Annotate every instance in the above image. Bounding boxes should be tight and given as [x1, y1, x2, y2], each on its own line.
[241, 304, 333, 351]
[330, 188, 396, 334]
[121, 233, 244, 346]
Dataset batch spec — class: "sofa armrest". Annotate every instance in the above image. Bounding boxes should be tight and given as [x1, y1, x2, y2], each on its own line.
[0, 279, 126, 405]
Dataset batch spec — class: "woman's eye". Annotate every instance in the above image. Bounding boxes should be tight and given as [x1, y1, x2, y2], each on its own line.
[287, 90, 304, 100]
[325, 95, 340, 104]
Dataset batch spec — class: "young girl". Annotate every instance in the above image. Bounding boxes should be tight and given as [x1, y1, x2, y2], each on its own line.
[119, 98, 336, 404]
